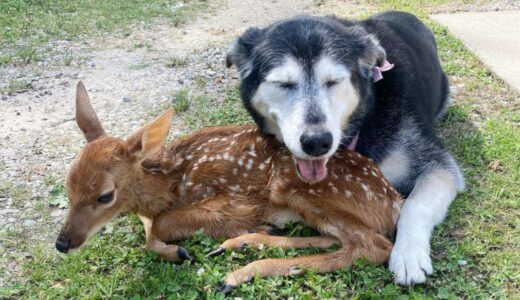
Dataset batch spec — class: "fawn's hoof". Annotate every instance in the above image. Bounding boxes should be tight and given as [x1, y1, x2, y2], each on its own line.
[206, 246, 225, 257]
[176, 247, 192, 261]
[220, 284, 235, 294]
[266, 225, 285, 236]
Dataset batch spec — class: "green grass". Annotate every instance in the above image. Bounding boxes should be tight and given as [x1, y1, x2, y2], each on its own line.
[0, 0, 207, 65]
[171, 89, 191, 113]
[3, 1, 519, 299]
[166, 56, 188, 68]
[0, 79, 33, 95]
[185, 88, 252, 130]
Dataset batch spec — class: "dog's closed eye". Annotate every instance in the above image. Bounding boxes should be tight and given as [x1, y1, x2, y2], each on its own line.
[273, 81, 297, 90]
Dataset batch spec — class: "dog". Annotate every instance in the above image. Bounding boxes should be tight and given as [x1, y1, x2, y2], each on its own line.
[225, 11, 465, 285]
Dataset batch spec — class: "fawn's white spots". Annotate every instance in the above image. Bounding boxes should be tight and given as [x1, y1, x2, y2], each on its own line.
[246, 158, 254, 170]
[243, 173, 249, 178]
[238, 157, 245, 166]
[349, 159, 356, 164]
[371, 170, 378, 177]
[264, 156, 272, 164]
[220, 138, 228, 142]
[174, 158, 184, 167]
[233, 168, 238, 175]
[192, 163, 199, 171]
[344, 190, 353, 198]
[258, 163, 266, 171]
[331, 186, 339, 194]
[209, 156, 215, 162]
[215, 154, 222, 160]
[230, 140, 237, 146]
[383, 187, 388, 194]
[229, 185, 243, 192]
[256, 137, 263, 143]
[186, 155, 194, 160]
[248, 151, 257, 158]
[283, 168, 290, 174]
[219, 178, 227, 184]
[247, 185, 254, 192]
[308, 189, 316, 195]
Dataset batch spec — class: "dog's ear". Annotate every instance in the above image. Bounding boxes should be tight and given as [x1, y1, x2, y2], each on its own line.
[226, 27, 263, 78]
[359, 34, 386, 68]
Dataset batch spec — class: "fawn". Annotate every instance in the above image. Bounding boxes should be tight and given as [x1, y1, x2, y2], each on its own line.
[56, 82, 403, 291]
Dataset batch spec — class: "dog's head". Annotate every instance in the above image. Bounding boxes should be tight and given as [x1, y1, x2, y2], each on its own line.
[226, 16, 386, 182]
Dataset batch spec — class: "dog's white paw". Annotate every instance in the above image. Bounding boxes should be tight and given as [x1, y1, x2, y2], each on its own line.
[389, 238, 433, 285]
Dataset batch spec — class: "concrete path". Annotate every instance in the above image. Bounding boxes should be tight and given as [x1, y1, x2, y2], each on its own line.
[432, 11, 520, 93]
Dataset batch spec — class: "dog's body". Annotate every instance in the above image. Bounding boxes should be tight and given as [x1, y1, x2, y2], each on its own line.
[227, 11, 464, 284]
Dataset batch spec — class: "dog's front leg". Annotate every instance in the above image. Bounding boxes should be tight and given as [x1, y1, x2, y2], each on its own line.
[389, 166, 464, 285]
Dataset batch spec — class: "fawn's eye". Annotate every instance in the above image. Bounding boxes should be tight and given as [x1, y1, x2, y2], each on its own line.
[97, 191, 114, 204]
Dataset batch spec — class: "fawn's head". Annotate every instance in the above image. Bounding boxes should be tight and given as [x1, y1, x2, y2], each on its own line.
[56, 82, 173, 253]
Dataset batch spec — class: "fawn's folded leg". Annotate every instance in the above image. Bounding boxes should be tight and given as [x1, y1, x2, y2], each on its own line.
[138, 214, 191, 262]
[151, 194, 267, 242]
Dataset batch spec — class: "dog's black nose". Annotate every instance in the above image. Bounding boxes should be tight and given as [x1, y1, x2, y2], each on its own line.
[55, 236, 70, 253]
[300, 131, 333, 156]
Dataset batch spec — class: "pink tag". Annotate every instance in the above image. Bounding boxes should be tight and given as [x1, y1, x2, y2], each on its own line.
[372, 60, 394, 82]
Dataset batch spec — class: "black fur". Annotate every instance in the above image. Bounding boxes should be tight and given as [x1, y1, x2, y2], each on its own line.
[228, 11, 462, 196]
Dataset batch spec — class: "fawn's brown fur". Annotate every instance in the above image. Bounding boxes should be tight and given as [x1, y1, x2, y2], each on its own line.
[56, 82, 403, 290]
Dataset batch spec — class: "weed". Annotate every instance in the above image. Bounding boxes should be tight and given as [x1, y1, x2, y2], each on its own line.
[166, 56, 188, 68]
[172, 89, 190, 113]
[4, 79, 32, 95]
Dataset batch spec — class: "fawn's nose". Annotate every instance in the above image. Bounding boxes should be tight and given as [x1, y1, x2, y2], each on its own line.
[300, 131, 333, 157]
[55, 236, 70, 253]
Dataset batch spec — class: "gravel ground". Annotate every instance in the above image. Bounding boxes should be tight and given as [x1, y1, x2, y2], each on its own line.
[0, 0, 518, 289]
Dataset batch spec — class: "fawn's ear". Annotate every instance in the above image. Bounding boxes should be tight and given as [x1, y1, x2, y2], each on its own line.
[75, 81, 106, 142]
[126, 109, 173, 159]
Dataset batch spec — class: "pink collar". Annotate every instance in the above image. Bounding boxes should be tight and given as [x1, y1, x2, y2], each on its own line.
[372, 60, 394, 82]
[347, 132, 359, 151]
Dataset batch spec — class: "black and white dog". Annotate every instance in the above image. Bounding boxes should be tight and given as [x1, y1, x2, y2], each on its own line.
[226, 11, 465, 285]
